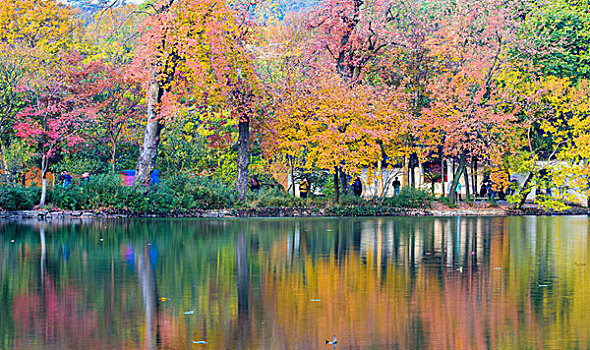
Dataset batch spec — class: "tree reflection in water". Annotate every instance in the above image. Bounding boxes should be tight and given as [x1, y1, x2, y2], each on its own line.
[0, 217, 589, 349]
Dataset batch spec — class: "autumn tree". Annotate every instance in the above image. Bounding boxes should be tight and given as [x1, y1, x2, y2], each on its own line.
[15, 55, 97, 206]
[0, 0, 78, 178]
[420, 0, 532, 203]
[263, 0, 425, 199]
[131, 0, 260, 201]
[267, 71, 407, 202]
[527, 0, 590, 81]
[74, 60, 143, 172]
[0, 54, 26, 175]
[553, 80, 590, 206]
[505, 73, 590, 209]
[305, 0, 406, 195]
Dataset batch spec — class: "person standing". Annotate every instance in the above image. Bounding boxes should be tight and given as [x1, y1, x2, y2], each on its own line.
[392, 177, 401, 196]
[299, 177, 310, 199]
[58, 171, 72, 188]
[353, 177, 363, 197]
[456, 181, 462, 201]
[250, 176, 261, 191]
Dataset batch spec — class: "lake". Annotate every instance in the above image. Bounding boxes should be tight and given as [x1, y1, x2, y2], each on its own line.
[1, 216, 589, 349]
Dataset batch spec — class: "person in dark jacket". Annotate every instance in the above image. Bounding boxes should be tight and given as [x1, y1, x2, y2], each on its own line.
[250, 176, 261, 191]
[353, 177, 363, 196]
[58, 171, 72, 187]
[392, 177, 401, 196]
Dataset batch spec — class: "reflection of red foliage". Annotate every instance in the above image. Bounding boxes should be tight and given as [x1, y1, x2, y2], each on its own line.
[13, 275, 99, 349]
[13, 293, 40, 333]
[158, 313, 187, 349]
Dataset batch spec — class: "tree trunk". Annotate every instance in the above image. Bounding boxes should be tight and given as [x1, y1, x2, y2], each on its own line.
[236, 120, 250, 201]
[39, 155, 48, 207]
[377, 160, 384, 197]
[289, 156, 295, 197]
[111, 142, 117, 173]
[333, 167, 340, 203]
[402, 155, 408, 188]
[464, 161, 470, 198]
[517, 172, 534, 209]
[0, 140, 8, 174]
[339, 168, 349, 196]
[448, 153, 466, 204]
[440, 151, 445, 197]
[135, 77, 164, 186]
[472, 158, 478, 196]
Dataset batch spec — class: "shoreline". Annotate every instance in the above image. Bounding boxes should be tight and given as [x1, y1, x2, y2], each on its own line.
[1, 205, 588, 221]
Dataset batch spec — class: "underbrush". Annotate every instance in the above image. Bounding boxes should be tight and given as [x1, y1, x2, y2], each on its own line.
[0, 185, 39, 211]
[327, 187, 434, 216]
[2, 178, 434, 216]
[51, 174, 235, 213]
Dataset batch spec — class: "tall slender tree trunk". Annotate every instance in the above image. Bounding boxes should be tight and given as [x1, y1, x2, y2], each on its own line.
[111, 142, 117, 173]
[135, 77, 164, 186]
[333, 167, 340, 203]
[464, 161, 470, 198]
[377, 160, 384, 197]
[0, 140, 8, 175]
[449, 153, 466, 204]
[517, 172, 534, 209]
[472, 158, 478, 196]
[440, 150, 445, 197]
[236, 120, 250, 201]
[289, 156, 295, 197]
[402, 155, 408, 188]
[39, 154, 48, 207]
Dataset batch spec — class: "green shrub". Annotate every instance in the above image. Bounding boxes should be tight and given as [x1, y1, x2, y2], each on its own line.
[51, 174, 127, 210]
[163, 175, 236, 209]
[51, 186, 86, 210]
[242, 187, 303, 208]
[0, 185, 37, 210]
[326, 187, 433, 216]
[381, 186, 433, 208]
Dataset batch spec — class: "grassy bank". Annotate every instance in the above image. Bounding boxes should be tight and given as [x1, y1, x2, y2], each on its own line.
[0, 174, 434, 215]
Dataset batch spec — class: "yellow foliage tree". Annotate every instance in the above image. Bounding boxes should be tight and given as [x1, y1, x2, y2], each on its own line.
[503, 71, 590, 210]
[266, 72, 408, 202]
[551, 80, 590, 207]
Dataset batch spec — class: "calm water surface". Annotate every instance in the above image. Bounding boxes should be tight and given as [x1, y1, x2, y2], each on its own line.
[1, 216, 589, 349]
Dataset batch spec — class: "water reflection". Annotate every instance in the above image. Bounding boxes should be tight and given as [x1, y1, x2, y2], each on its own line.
[0, 217, 589, 349]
